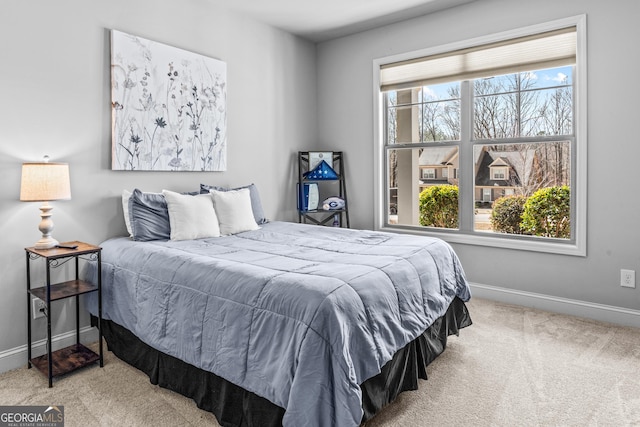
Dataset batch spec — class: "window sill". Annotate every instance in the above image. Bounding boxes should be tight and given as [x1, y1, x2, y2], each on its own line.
[377, 224, 586, 257]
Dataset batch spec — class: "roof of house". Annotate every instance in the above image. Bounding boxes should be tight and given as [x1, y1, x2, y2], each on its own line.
[488, 157, 510, 168]
[418, 146, 458, 166]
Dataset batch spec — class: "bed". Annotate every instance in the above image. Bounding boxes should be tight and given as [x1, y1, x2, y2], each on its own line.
[84, 188, 471, 426]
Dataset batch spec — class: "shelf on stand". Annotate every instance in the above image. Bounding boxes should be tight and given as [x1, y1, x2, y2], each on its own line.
[29, 280, 98, 302]
[30, 344, 100, 378]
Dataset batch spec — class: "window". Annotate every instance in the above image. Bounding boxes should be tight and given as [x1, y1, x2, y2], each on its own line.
[490, 166, 508, 180]
[375, 16, 586, 255]
[422, 168, 435, 179]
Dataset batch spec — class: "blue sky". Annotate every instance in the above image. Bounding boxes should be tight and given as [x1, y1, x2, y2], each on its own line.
[422, 65, 573, 100]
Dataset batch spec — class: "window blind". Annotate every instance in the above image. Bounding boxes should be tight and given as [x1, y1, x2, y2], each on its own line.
[380, 26, 576, 92]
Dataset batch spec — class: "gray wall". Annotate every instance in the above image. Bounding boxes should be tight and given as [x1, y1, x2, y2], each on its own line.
[0, 0, 316, 358]
[316, 0, 640, 311]
[2, 0, 639, 369]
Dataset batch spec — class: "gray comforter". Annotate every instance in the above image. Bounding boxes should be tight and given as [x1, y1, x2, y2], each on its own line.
[85, 221, 470, 426]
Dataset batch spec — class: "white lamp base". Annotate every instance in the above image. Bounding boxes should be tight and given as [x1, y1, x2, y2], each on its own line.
[34, 236, 60, 250]
[34, 202, 59, 249]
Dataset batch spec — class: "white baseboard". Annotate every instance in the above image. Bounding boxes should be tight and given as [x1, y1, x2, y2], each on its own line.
[0, 327, 99, 374]
[470, 282, 640, 328]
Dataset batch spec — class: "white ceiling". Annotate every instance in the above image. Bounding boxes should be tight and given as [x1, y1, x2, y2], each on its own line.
[207, 0, 477, 42]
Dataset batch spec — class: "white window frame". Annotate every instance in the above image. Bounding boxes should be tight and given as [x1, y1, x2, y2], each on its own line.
[491, 167, 508, 180]
[422, 168, 435, 179]
[372, 15, 587, 256]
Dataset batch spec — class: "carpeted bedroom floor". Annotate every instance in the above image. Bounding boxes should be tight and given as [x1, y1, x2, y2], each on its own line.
[1, 297, 639, 426]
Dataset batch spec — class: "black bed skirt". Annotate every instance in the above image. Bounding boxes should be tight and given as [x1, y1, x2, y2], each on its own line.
[93, 297, 471, 426]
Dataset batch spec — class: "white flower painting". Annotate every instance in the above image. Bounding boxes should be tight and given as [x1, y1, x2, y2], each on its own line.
[111, 30, 227, 171]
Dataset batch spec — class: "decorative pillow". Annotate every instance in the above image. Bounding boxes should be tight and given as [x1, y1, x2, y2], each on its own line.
[200, 183, 267, 224]
[128, 189, 171, 241]
[122, 189, 133, 237]
[210, 188, 260, 235]
[162, 190, 220, 240]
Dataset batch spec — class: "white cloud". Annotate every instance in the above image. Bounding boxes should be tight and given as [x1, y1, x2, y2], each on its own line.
[422, 87, 437, 99]
[552, 72, 568, 83]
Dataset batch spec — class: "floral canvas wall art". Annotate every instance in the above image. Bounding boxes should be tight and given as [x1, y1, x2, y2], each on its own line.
[110, 30, 227, 171]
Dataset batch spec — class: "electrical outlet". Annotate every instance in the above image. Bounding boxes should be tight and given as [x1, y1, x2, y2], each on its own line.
[32, 298, 46, 319]
[620, 269, 636, 288]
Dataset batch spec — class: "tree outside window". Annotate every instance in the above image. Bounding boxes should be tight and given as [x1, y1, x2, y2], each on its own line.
[384, 65, 573, 239]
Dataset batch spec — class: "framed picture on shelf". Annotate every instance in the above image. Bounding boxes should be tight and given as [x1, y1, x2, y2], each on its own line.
[308, 152, 333, 170]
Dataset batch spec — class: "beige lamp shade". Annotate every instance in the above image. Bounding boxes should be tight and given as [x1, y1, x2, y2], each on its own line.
[20, 161, 71, 249]
[20, 162, 71, 202]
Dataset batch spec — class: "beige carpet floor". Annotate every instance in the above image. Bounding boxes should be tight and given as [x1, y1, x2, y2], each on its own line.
[1, 297, 639, 426]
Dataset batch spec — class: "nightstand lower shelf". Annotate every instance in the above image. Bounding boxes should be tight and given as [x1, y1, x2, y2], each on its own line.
[29, 343, 100, 378]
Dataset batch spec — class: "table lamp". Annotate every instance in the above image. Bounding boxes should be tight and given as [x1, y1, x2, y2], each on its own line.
[20, 156, 71, 249]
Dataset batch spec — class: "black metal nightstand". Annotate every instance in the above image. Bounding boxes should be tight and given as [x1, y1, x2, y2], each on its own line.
[25, 241, 103, 387]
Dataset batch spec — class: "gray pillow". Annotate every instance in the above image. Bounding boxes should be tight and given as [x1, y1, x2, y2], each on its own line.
[200, 183, 267, 225]
[128, 189, 171, 241]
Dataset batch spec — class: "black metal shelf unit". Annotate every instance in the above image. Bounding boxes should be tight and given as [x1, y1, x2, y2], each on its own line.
[297, 151, 350, 228]
[26, 242, 103, 387]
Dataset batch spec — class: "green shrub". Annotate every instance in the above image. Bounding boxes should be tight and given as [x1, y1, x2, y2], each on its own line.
[419, 185, 458, 228]
[491, 195, 527, 234]
[520, 186, 571, 238]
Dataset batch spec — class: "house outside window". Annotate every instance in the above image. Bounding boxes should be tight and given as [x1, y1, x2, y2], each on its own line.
[375, 16, 586, 256]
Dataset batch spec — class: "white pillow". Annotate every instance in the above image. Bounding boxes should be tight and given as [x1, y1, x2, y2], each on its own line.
[122, 189, 133, 237]
[162, 190, 221, 240]
[210, 188, 260, 235]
